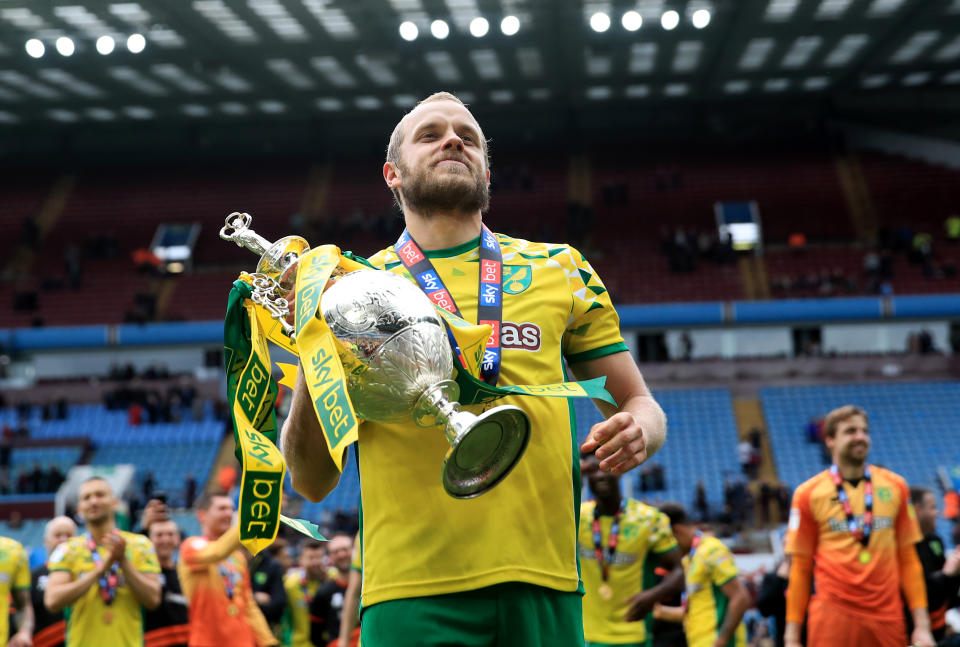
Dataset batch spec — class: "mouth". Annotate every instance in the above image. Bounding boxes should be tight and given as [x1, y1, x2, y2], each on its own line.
[435, 159, 468, 169]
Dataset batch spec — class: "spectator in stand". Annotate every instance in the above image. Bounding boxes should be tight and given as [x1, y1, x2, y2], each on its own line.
[184, 473, 198, 509]
[694, 481, 710, 522]
[787, 232, 806, 254]
[738, 440, 758, 480]
[32, 515, 77, 647]
[945, 214, 960, 243]
[336, 535, 363, 647]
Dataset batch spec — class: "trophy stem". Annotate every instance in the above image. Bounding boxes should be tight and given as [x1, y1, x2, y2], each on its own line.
[414, 381, 532, 499]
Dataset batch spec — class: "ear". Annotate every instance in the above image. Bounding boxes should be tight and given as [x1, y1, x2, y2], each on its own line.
[485, 168, 491, 184]
[384, 162, 402, 189]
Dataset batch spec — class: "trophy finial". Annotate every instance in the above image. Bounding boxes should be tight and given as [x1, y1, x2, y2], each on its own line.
[220, 212, 272, 256]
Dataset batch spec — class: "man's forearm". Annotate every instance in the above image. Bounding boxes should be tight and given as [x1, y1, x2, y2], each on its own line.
[620, 394, 666, 457]
[45, 570, 102, 612]
[716, 592, 748, 645]
[911, 606, 931, 632]
[120, 560, 161, 609]
[12, 589, 33, 634]
[282, 367, 341, 502]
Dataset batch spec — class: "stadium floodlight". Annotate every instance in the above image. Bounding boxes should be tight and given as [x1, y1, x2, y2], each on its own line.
[692, 9, 711, 29]
[399, 21, 418, 41]
[590, 12, 611, 33]
[96, 35, 115, 55]
[431, 19, 449, 39]
[25, 39, 45, 58]
[470, 17, 489, 37]
[501, 15, 520, 36]
[661, 10, 680, 30]
[622, 11, 643, 31]
[55, 36, 75, 57]
[127, 33, 146, 53]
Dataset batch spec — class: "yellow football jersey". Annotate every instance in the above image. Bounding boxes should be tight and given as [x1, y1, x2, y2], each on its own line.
[682, 535, 746, 647]
[356, 233, 627, 606]
[578, 499, 677, 644]
[48, 530, 160, 647]
[284, 570, 323, 647]
[0, 536, 30, 641]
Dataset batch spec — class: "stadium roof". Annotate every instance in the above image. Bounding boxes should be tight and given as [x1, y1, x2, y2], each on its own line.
[0, 0, 958, 158]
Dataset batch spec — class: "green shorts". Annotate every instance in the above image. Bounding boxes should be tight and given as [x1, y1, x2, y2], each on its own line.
[361, 582, 584, 647]
[585, 643, 646, 647]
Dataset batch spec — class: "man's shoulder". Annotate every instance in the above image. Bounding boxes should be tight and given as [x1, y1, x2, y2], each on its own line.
[0, 536, 24, 553]
[366, 246, 396, 269]
[870, 465, 907, 488]
[796, 470, 831, 497]
[120, 530, 152, 547]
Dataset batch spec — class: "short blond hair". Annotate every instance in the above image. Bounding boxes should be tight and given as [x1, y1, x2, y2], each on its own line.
[385, 91, 490, 207]
[823, 405, 868, 439]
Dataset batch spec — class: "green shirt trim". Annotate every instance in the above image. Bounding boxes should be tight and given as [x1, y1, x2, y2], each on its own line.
[423, 235, 482, 258]
[566, 342, 629, 365]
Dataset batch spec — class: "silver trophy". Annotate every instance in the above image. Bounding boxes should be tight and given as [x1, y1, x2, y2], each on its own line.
[220, 212, 530, 498]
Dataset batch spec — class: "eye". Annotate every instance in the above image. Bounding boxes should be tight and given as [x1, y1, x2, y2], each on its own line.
[420, 132, 436, 140]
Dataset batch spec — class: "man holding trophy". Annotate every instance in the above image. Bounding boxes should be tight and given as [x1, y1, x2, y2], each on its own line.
[225, 91, 666, 646]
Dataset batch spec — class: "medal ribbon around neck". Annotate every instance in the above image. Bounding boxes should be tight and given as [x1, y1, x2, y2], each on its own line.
[830, 464, 873, 546]
[300, 572, 315, 605]
[591, 499, 626, 584]
[219, 560, 237, 599]
[394, 226, 503, 386]
[681, 530, 704, 612]
[86, 534, 119, 605]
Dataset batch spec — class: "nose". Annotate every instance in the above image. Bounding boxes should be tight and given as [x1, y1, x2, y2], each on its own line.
[441, 129, 464, 152]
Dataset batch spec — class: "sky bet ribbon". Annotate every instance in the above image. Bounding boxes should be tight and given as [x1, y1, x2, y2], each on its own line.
[395, 226, 503, 386]
[224, 279, 325, 554]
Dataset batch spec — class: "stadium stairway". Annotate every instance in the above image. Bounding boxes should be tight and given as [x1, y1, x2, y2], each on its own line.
[4, 174, 74, 278]
[733, 397, 780, 525]
[834, 153, 879, 243]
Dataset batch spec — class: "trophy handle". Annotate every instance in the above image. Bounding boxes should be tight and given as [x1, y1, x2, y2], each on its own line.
[414, 381, 531, 498]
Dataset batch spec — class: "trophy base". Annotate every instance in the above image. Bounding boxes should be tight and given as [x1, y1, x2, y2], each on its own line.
[442, 405, 530, 499]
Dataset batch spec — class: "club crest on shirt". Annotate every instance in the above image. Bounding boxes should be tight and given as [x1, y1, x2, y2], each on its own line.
[502, 265, 532, 294]
[877, 487, 892, 503]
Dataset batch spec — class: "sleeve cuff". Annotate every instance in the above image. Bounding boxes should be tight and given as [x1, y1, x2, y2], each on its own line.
[565, 342, 629, 364]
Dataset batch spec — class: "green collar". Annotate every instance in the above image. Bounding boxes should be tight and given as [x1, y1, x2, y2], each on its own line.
[421, 235, 481, 259]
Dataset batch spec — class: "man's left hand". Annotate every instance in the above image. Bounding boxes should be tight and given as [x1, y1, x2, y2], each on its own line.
[910, 627, 935, 647]
[623, 590, 658, 622]
[581, 412, 646, 474]
[8, 630, 32, 647]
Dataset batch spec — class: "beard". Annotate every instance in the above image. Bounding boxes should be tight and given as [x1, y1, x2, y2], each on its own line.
[397, 157, 490, 215]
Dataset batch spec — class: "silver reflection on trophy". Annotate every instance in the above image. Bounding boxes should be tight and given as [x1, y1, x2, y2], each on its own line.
[220, 213, 531, 498]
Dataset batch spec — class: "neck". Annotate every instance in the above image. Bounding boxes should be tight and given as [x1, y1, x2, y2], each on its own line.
[404, 211, 482, 250]
[204, 526, 225, 541]
[835, 458, 866, 480]
[159, 555, 175, 569]
[88, 519, 114, 542]
[595, 494, 622, 516]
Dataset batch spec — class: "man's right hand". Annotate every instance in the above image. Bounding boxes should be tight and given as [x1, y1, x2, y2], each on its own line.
[102, 531, 126, 568]
[140, 498, 169, 532]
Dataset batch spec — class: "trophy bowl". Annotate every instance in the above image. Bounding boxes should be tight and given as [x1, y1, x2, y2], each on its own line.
[221, 213, 530, 498]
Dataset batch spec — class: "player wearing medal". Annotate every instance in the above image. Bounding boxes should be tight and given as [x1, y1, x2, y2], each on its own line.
[656, 504, 748, 647]
[283, 91, 667, 646]
[0, 533, 34, 647]
[45, 477, 162, 647]
[283, 540, 326, 647]
[783, 405, 934, 647]
[178, 491, 277, 647]
[578, 450, 683, 647]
